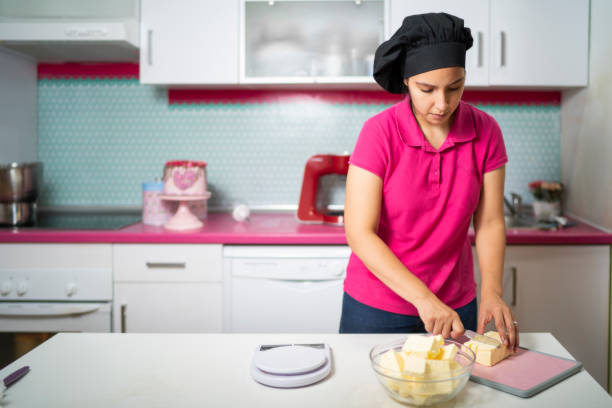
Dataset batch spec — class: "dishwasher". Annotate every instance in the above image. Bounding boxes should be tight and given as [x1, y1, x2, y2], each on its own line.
[223, 245, 350, 333]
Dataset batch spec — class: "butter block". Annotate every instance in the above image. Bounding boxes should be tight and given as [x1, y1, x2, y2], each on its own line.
[380, 349, 404, 373]
[426, 359, 451, 378]
[402, 354, 426, 376]
[410, 359, 453, 395]
[402, 334, 444, 358]
[465, 331, 511, 366]
[380, 350, 404, 392]
[440, 344, 458, 361]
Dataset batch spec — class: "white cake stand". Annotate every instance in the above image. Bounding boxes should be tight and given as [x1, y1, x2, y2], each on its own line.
[160, 192, 211, 231]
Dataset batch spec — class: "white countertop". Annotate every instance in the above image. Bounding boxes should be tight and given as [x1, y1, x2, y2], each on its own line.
[0, 332, 610, 407]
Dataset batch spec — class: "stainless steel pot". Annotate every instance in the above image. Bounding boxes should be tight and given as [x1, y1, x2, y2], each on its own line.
[0, 202, 36, 226]
[0, 162, 43, 203]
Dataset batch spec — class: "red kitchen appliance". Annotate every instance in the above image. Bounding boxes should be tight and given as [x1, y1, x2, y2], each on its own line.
[297, 154, 350, 225]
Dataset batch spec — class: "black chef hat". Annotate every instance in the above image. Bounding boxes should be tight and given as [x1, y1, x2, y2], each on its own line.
[373, 13, 473, 94]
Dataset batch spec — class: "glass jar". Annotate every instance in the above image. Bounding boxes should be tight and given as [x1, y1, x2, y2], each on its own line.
[142, 180, 171, 226]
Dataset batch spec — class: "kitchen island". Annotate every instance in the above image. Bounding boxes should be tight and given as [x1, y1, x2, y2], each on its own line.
[0, 332, 609, 407]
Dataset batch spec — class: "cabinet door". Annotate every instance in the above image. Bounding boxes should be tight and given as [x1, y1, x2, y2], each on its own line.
[489, 0, 589, 86]
[113, 283, 223, 333]
[388, 0, 489, 87]
[140, 0, 239, 84]
[508, 246, 609, 389]
[241, 0, 383, 83]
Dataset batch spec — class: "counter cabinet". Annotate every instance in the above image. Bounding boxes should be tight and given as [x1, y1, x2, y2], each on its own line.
[473, 245, 610, 390]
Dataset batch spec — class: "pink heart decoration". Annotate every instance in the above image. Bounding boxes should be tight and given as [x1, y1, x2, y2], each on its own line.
[173, 169, 198, 190]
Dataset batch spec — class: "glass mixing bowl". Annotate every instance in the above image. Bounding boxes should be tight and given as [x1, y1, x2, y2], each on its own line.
[370, 336, 475, 406]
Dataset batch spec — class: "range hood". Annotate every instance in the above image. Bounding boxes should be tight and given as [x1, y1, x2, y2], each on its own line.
[0, 0, 140, 62]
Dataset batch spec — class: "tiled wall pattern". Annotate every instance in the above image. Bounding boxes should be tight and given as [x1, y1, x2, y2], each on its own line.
[37, 78, 560, 208]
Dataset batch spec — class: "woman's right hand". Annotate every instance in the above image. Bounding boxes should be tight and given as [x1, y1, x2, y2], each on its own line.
[414, 293, 465, 339]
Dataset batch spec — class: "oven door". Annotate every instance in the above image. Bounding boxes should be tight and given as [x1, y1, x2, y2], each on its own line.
[0, 302, 111, 332]
[0, 302, 111, 368]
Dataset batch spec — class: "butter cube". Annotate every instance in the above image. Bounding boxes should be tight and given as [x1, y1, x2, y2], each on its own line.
[402, 354, 426, 376]
[380, 349, 404, 374]
[402, 334, 443, 357]
[398, 380, 412, 397]
[465, 331, 511, 366]
[441, 344, 458, 361]
[426, 359, 451, 377]
[386, 378, 400, 392]
[423, 360, 453, 394]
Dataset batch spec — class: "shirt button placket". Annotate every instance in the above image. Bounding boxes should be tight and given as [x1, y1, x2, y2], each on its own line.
[431, 152, 441, 187]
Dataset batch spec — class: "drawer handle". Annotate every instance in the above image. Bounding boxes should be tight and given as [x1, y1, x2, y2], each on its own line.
[147, 29, 153, 66]
[499, 31, 507, 67]
[476, 31, 483, 68]
[121, 303, 127, 333]
[145, 262, 187, 269]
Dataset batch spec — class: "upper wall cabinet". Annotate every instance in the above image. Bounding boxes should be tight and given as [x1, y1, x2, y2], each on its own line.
[388, 0, 489, 87]
[388, 0, 589, 87]
[140, 0, 239, 85]
[488, 0, 588, 87]
[240, 0, 384, 84]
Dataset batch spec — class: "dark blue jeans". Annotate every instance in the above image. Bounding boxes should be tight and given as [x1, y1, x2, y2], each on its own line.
[339, 292, 477, 334]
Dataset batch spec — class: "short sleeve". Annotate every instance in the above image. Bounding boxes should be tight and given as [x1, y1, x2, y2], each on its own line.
[349, 118, 389, 179]
[483, 118, 508, 173]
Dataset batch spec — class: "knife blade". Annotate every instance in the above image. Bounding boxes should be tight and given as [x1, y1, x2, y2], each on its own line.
[464, 330, 501, 348]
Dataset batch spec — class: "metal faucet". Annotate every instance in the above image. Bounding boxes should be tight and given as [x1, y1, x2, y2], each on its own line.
[503, 192, 522, 218]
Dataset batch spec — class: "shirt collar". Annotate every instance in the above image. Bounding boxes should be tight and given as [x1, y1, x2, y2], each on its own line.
[395, 97, 476, 151]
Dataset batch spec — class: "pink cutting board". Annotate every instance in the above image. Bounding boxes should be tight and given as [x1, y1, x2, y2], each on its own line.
[469, 348, 582, 398]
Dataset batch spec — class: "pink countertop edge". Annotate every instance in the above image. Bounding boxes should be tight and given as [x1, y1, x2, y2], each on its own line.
[0, 213, 611, 245]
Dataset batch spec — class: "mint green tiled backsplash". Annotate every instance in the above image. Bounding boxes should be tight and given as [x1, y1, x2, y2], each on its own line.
[38, 79, 560, 208]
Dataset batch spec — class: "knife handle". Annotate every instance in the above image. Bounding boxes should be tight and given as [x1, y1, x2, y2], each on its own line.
[3, 366, 30, 388]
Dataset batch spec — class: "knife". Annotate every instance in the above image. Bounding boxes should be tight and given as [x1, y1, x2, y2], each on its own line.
[464, 330, 501, 348]
[1, 366, 30, 399]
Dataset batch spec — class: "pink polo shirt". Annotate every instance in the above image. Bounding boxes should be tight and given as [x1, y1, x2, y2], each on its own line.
[345, 97, 507, 315]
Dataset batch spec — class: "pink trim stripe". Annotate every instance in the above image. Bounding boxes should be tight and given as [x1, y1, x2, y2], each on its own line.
[38, 63, 139, 79]
[35, 63, 560, 105]
[169, 89, 561, 105]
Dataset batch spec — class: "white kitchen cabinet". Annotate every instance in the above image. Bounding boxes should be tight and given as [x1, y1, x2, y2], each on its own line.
[473, 245, 610, 389]
[241, 0, 384, 84]
[139, 0, 239, 84]
[0, 243, 111, 270]
[388, 0, 489, 87]
[388, 0, 589, 87]
[112, 244, 223, 333]
[489, 0, 588, 87]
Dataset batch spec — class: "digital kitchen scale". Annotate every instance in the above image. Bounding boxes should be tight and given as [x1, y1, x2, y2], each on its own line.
[250, 343, 332, 388]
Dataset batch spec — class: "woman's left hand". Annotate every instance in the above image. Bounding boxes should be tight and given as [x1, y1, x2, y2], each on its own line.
[478, 290, 519, 352]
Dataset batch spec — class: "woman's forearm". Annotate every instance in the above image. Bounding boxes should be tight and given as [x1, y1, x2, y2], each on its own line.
[474, 218, 506, 296]
[346, 229, 433, 305]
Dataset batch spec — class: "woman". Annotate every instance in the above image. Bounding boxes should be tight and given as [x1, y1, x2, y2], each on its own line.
[340, 13, 518, 351]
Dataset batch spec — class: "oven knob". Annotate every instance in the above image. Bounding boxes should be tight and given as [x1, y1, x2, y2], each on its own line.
[16, 281, 28, 296]
[1, 281, 11, 296]
[66, 283, 78, 297]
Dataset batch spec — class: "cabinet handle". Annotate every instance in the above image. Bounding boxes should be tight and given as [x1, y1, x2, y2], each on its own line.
[147, 29, 153, 66]
[120, 303, 127, 333]
[511, 266, 517, 306]
[499, 31, 506, 67]
[145, 262, 186, 269]
[476, 31, 483, 68]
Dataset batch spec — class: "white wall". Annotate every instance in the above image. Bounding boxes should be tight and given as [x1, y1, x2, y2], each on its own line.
[561, 0, 612, 231]
[0, 47, 37, 163]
